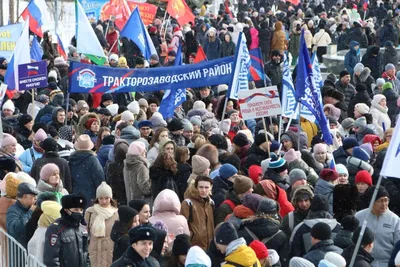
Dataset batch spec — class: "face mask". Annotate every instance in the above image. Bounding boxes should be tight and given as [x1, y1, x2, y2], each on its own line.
[69, 211, 83, 223]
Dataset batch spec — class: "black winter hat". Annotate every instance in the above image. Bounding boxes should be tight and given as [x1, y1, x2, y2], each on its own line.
[310, 195, 329, 212]
[353, 226, 375, 246]
[340, 70, 350, 78]
[172, 234, 191, 256]
[129, 225, 157, 244]
[215, 222, 238, 245]
[102, 135, 115, 145]
[118, 205, 138, 224]
[19, 114, 33, 127]
[367, 186, 389, 202]
[40, 138, 59, 152]
[355, 83, 367, 92]
[61, 193, 86, 209]
[129, 199, 148, 212]
[233, 133, 249, 147]
[168, 118, 184, 132]
[209, 134, 228, 150]
[101, 93, 113, 103]
[311, 222, 332, 240]
[98, 108, 112, 116]
[255, 133, 267, 146]
[340, 215, 359, 232]
[0, 157, 16, 172]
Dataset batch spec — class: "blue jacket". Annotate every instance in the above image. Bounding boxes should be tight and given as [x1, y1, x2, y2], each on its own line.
[18, 147, 43, 173]
[97, 144, 113, 169]
[203, 37, 221, 60]
[6, 200, 33, 246]
[68, 150, 105, 208]
[344, 41, 361, 76]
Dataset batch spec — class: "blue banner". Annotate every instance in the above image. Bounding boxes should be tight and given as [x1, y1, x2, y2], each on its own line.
[0, 23, 24, 61]
[295, 30, 333, 145]
[68, 57, 235, 93]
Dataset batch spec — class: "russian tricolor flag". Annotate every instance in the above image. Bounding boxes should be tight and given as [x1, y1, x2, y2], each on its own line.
[5, 18, 31, 93]
[56, 33, 67, 59]
[21, 0, 45, 37]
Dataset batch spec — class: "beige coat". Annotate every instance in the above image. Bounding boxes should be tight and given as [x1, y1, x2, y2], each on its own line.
[85, 207, 119, 267]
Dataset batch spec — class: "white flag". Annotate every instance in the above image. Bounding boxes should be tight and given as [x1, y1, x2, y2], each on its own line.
[381, 115, 400, 178]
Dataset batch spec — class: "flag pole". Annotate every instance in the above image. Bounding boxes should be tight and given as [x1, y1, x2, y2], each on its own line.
[262, 117, 270, 155]
[221, 95, 229, 120]
[104, 15, 112, 36]
[31, 89, 35, 117]
[349, 175, 384, 267]
[64, 93, 70, 126]
[108, 39, 119, 56]
[277, 102, 298, 154]
[163, 15, 170, 40]
[297, 102, 301, 150]
[278, 115, 282, 143]
[160, 10, 168, 37]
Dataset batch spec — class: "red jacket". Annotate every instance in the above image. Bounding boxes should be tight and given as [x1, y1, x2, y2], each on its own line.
[106, 30, 119, 54]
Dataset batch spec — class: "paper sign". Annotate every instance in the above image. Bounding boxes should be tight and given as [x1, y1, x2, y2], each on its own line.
[18, 61, 48, 90]
[238, 86, 282, 120]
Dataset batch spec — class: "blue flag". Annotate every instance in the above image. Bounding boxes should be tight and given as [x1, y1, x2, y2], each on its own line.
[295, 30, 333, 145]
[158, 44, 186, 119]
[120, 8, 157, 60]
[30, 35, 43, 61]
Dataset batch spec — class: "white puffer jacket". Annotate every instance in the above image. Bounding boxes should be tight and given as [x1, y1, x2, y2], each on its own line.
[312, 29, 331, 47]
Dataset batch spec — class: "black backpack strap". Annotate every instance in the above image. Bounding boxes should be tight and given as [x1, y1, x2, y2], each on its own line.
[225, 261, 244, 267]
[29, 148, 36, 163]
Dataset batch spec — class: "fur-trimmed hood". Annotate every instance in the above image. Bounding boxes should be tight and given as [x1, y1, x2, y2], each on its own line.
[353, 67, 371, 83]
[76, 112, 100, 136]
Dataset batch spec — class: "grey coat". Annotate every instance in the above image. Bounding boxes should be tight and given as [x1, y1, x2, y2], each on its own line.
[123, 154, 151, 203]
[315, 179, 334, 215]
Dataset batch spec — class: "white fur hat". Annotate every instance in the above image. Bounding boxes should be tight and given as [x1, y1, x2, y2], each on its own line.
[127, 101, 140, 115]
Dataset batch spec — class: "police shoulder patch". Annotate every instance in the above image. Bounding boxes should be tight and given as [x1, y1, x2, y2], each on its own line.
[50, 234, 58, 246]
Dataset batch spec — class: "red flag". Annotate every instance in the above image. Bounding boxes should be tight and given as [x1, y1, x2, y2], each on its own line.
[286, 0, 300, 6]
[167, 0, 195, 26]
[194, 45, 207, 63]
[224, 0, 233, 18]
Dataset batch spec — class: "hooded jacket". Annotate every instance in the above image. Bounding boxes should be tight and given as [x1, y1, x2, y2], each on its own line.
[344, 41, 361, 76]
[271, 21, 288, 53]
[69, 150, 105, 208]
[370, 100, 391, 138]
[222, 238, 261, 267]
[353, 67, 375, 97]
[212, 176, 234, 208]
[342, 244, 374, 267]
[123, 154, 151, 203]
[382, 45, 400, 68]
[149, 189, 190, 238]
[315, 179, 335, 215]
[355, 208, 400, 267]
[110, 220, 130, 262]
[181, 188, 214, 250]
[76, 112, 100, 137]
[245, 143, 269, 169]
[107, 140, 128, 206]
[362, 46, 383, 80]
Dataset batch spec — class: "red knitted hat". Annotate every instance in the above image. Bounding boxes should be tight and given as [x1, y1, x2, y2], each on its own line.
[355, 170, 372, 186]
[85, 118, 97, 130]
[250, 240, 268, 260]
[320, 169, 339, 182]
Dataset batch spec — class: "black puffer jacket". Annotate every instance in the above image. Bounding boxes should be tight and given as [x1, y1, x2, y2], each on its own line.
[15, 125, 32, 150]
[304, 239, 343, 266]
[245, 143, 269, 169]
[214, 187, 241, 224]
[333, 229, 353, 249]
[110, 220, 130, 262]
[264, 169, 290, 191]
[342, 244, 374, 267]
[238, 216, 289, 267]
[212, 176, 234, 208]
[361, 46, 383, 80]
[382, 46, 400, 67]
[347, 90, 371, 118]
[111, 247, 155, 267]
[176, 163, 192, 201]
[107, 141, 129, 206]
[150, 167, 179, 201]
[382, 88, 399, 126]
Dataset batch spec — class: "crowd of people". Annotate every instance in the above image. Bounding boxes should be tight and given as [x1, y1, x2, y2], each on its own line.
[2, 0, 400, 266]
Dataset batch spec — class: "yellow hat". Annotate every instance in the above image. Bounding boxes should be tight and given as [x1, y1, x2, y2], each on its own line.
[5, 174, 21, 198]
[41, 201, 62, 220]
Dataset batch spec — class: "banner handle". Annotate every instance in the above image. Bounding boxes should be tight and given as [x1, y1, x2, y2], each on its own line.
[262, 117, 270, 155]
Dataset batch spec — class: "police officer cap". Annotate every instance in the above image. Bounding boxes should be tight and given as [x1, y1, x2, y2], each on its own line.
[61, 194, 86, 209]
[129, 225, 157, 244]
[17, 183, 40, 197]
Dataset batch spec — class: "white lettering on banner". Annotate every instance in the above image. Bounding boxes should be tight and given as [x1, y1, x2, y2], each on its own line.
[238, 86, 282, 120]
[101, 65, 232, 87]
[138, 33, 145, 47]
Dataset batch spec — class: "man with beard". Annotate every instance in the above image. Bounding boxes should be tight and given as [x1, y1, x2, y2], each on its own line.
[281, 185, 314, 238]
